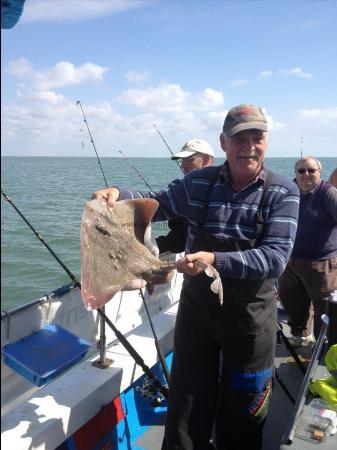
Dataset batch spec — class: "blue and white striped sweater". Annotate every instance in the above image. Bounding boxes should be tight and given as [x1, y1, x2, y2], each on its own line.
[118, 164, 300, 280]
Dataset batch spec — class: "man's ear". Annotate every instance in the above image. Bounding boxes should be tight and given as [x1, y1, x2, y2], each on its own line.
[202, 154, 211, 167]
[220, 132, 226, 152]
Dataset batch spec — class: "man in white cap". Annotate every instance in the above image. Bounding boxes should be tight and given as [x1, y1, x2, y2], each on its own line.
[156, 139, 214, 254]
[92, 104, 300, 450]
[171, 138, 214, 175]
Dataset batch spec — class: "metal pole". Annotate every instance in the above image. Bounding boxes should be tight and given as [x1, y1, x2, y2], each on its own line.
[282, 315, 328, 444]
[97, 308, 169, 399]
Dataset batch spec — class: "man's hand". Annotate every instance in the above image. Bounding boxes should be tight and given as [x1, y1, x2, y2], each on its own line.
[176, 251, 215, 276]
[92, 187, 120, 208]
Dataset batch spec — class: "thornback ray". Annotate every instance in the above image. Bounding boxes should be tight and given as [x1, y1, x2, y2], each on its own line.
[80, 198, 176, 310]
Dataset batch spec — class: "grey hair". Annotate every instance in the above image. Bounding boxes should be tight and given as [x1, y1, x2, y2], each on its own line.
[295, 156, 322, 171]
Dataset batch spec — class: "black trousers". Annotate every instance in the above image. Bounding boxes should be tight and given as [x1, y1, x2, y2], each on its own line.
[162, 280, 275, 450]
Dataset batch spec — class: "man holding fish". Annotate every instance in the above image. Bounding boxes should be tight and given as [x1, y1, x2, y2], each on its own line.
[93, 104, 300, 450]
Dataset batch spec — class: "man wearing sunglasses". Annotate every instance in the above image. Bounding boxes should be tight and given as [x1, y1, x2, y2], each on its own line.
[279, 156, 337, 347]
[156, 139, 214, 254]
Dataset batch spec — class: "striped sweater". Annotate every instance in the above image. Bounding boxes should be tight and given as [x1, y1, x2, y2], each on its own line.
[118, 162, 300, 280]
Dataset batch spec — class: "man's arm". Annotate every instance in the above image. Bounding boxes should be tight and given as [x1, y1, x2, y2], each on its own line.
[326, 186, 337, 222]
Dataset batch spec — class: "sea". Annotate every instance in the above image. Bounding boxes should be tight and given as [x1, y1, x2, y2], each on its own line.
[2, 156, 337, 311]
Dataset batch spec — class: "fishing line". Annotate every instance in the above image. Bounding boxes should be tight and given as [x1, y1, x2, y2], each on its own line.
[153, 124, 184, 174]
[76, 100, 109, 188]
[1, 189, 169, 395]
[118, 150, 154, 192]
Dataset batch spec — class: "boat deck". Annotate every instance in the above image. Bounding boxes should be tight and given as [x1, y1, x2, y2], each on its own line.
[2, 301, 336, 450]
[137, 306, 336, 450]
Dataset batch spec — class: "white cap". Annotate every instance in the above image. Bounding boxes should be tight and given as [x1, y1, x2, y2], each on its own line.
[171, 139, 215, 160]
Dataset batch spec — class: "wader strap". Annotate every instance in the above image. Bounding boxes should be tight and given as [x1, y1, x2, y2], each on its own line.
[198, 166, 222, 228]
[255, 170, 274, 244]
[198, 168, 274, 245]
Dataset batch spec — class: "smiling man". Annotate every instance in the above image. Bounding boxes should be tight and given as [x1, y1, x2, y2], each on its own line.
[92, 104, 300, 450]
[279, 156, 337, 347]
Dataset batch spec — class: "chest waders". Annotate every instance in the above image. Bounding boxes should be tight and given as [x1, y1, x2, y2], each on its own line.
[163, 171, 277, 450]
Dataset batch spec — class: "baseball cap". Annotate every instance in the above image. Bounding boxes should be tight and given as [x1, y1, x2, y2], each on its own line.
[171, 139, 215, 160]
[223, 104, 268, 137]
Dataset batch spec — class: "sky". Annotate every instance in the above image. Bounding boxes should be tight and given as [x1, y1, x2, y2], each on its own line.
[1, 0, 337, 158]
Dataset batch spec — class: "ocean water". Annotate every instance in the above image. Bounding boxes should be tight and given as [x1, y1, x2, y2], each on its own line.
[2, 156, 337, 311]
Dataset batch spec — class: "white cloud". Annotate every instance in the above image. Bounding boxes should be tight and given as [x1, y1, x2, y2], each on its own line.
[4, 59, 225, 148]
[7, 60, 108, 106]
[298, 107, 337, 121]
[259, 70, 273, 78]
[204, 110, 228, 131]
[258, 67, 313, 80]
[22, 0, 148, 23]
[264, 113, 286, 131]
[277, 67, 313, 80]
[195, 88, 224, 110]
[120, 83, 188, 113]
[125, 70, 150, 83]
[34, 61, 108, 90]
[119, 83, 224, 113]
[7, 57, 33, 77]
[26, 90, 66, 105]
[231, 79, 248, 87]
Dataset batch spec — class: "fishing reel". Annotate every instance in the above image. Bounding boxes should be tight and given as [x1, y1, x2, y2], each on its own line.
[136, 376, 167, 407]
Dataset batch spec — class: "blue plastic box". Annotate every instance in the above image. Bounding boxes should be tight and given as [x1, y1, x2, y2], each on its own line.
[3, 324, 90, 386]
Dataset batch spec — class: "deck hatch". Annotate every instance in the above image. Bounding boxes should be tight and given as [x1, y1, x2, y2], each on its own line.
[2, 324, 90, 386]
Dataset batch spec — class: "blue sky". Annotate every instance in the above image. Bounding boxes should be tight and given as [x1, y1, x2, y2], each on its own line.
[2, 0, 337, 157]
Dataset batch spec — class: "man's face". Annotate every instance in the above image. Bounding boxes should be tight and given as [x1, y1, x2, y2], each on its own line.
[180, 153, 205, 174]
[220, 129, 267, 179]
[295, 159, 321, 192]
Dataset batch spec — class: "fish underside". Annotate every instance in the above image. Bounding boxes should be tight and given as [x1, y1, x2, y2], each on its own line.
[80, 198, 175, 310]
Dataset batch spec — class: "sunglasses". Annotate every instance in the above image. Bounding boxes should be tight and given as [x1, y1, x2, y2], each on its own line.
[296, 168, 319, 175]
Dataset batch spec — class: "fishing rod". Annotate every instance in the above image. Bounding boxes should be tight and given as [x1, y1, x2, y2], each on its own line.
[1, 189, 169, 397]
[76, 100, 110, 364]
[77, 103, 171, 386]
[97, 308, 168, 399]
[1, 190, 78, 285]
[117, 149, 171, 382]
[139, 289, 170, 383]
[153, 124, 184, 174]
[76, 100, 109, 188]
[118, 150, 154, 192]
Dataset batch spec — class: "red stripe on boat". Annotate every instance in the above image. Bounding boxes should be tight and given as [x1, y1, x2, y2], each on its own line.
[72, 396, 125, 450]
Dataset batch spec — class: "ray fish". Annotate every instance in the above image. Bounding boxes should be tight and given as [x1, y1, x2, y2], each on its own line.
[80, 198, 175, 310]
